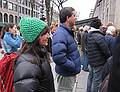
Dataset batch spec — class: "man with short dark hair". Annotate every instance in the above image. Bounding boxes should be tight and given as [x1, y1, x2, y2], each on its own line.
[86, 18, 110, 92]
[52, 7, 81, 92]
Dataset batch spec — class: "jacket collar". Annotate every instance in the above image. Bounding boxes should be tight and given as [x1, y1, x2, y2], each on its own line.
[88, 27, 100, 33]
[59, 23, 74, 37]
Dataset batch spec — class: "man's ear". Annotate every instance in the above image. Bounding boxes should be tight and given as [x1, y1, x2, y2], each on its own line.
[66, 16, 70, 22]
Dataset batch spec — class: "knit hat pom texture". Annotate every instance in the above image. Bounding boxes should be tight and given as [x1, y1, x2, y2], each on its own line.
[19, 17, 46, 42]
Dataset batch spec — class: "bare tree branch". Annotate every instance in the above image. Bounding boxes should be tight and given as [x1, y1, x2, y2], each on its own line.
[63, 0, 68, 2]
[51, 0, 68, 12]
[52, 0, 59, 7]
[57, 0, 61, 4]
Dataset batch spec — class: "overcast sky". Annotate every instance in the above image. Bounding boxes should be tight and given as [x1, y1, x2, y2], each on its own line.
[63, 0, 97, 20]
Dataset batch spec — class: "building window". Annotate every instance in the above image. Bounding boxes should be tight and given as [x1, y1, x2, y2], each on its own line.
[22, 0, 25, 5]
[27, 0, 29, 7]
[25, 0, 28, 6]
[15, 16, 18, 24]
[4, 13, 8, 23]
[22, 7, 24, 14]
[0, 0, 2, 7]
[35, 5, 37, 10]
[8, 2, 13, 10]
[18, 6, 21, 13]
[35, 12, 37, 17]
[28, 1, 31, 7]
[3, 0, 8, 9]
[28, 9, 30, 15]
[37, 13, 39, 18]
[14, 4, 17, 12]
[9, 14, 14, 23]
[33, 4, 35, 9]
[17, 0, 21, 3]
[36, 5, 39, 11]
[0, 12, 3, 22]
[24, 8, 27, 14]
[33, 11, 35, 17]
[25, 8, 27, 15]
[18, 16, 21, 22]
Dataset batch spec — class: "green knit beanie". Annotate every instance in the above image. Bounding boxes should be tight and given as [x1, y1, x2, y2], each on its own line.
[19, 17, 47, 43]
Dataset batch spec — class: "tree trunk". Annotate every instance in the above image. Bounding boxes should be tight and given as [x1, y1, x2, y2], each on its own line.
[45, 0, 50, 26]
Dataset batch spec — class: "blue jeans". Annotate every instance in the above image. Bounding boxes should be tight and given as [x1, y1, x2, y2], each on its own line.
[81, 51, 89, 71]
[87, 65, 103, 92]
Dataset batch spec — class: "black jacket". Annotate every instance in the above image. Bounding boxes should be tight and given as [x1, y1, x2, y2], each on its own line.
[81, 31, 88, 52]
[107, 35, 120, 92]
[87, 31, 110, 67]
[14, 50, 55, 92]
[77, 31, 81, 45]
[102, 56, 113, 81]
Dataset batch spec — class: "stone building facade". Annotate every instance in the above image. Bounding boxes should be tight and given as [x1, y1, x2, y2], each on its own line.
[92, 0, 120, 29]
[0, 0, 44, 25]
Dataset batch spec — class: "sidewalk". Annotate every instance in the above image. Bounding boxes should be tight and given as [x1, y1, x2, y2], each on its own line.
[75, 70, 89, 92]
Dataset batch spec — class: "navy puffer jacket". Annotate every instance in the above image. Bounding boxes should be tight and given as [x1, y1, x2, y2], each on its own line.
[52, 24, 81, 76]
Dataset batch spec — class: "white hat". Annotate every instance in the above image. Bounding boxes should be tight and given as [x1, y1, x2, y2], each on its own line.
[106, 26, 116, 35]
[83, 25, 90, 31]
[79, 26, 83, 30]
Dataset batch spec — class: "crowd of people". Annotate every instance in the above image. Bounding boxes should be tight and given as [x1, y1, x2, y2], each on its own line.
[0, 6, 120, 92]
[76, 18, 119, 92]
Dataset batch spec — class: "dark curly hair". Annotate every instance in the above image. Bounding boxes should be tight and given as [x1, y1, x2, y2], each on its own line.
[90, 18, 102, 29]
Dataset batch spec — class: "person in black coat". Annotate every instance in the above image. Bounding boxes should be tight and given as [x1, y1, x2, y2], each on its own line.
[14, 17, 55, 92]
[81, 25, 90, 72]
[86, 18, 110, 92]
[77, 27, 83, 45]
[107, 33, 120, 92]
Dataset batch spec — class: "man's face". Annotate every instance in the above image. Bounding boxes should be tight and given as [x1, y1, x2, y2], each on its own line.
[68, 11, 76, 28]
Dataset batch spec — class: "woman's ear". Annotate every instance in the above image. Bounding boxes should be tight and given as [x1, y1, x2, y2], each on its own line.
[9, 28, 11, 32]
[9, 28, 13, 33]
